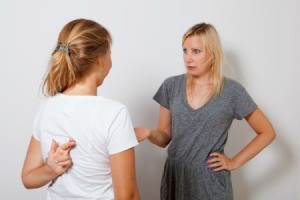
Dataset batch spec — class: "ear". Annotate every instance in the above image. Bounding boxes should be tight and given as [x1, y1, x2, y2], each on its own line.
[95, 55, 105, 68]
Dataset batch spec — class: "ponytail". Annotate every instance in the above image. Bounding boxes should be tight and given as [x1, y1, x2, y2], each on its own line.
[42, 19, 111, 96]
[43, 46, 76, 96]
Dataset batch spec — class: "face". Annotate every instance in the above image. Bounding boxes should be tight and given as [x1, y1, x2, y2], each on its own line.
[102, 50, 112, 77]
[94, 50, 112, 86]
[183, 35, 211, 77]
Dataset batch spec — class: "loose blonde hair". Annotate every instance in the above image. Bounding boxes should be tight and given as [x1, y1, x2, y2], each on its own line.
[42, 19, 112, 96]
[182, 23, 224, 97]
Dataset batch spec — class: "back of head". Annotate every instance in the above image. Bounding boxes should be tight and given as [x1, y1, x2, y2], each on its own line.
[43, 19, 112, 96]
[182, 23, 224, 95]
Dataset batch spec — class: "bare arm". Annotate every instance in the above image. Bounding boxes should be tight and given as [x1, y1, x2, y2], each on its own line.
[135, 106, 171, 148]
[109, 148, 140, 200]
[208, 108, 276, 171]
[21, 136, 74, 189]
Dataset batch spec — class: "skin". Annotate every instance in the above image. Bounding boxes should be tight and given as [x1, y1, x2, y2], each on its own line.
[22, 52, 140, 199]
[22, 138, 75, 189]
[135, 35, 276, 172]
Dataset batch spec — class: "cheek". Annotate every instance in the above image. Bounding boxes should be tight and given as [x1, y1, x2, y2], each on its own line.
[183, 54, 187, 62]
[193, 55, 205, 64]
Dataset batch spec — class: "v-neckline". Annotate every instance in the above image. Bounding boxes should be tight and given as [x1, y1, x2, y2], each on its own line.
[182, 74, 215, 112]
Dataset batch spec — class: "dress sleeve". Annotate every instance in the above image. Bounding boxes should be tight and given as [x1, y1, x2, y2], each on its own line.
[153, 77, 173, 110]
[233, 82, 258, 120]
[107, 106, 138, 155]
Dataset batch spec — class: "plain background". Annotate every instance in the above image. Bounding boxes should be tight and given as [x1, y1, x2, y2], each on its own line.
[1, 0, 299, 199]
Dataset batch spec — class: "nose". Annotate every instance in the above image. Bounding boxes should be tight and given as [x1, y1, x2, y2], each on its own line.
[184, 52, 192, 63]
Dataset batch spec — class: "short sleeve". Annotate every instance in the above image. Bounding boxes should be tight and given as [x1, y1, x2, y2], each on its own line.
[153, 78, 173, 110]
[32, 102, 46, 141]
[233, 82, 258, 120]
[107, 107, 138, 155]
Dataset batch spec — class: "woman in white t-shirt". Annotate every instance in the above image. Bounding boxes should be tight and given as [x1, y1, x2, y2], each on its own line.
[22, 19, 140, 200]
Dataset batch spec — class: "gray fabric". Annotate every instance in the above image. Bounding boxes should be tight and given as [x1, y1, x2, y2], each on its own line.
[153, 74, 258, 200]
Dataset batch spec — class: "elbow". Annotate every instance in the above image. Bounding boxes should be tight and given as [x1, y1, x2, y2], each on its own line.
[270, 130, 276, 142]
[115, 191, 140, 200]
[153, 139, 170, 148]
[22, 179, 33, 189]
[264, 128, 276, 144]
[23, 184, 33, 190]
[21, 174, 35, 189]
[157, 142, 169, 148]
[269, 125, 276, 142]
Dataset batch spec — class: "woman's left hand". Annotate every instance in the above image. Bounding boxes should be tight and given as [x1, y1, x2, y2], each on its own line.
[206, 152, 238, 171]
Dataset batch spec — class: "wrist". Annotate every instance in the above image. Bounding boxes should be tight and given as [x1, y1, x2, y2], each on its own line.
[231, 157, 241, 170]
[45, 158, 60, 178]
[148, 129, 154, 137]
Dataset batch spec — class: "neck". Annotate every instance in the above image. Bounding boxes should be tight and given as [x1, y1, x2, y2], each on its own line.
[188, 71, 213, 85]
[63, 75, 102, 96]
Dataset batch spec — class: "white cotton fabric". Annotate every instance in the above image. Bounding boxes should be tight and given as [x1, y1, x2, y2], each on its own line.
[32, 94, 138, 200]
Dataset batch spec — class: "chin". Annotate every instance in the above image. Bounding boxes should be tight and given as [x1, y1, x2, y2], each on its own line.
[186, 70, 200, 76]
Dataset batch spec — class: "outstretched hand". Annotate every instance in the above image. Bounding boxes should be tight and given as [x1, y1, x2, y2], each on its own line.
[206, 152, 238, 172]
[134, 127, 151, 142]
[46, 139, 76, 176]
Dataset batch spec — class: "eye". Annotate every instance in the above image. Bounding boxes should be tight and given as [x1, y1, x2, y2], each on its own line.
[183, 48, 187, 54]
[193, 49, 201, 54]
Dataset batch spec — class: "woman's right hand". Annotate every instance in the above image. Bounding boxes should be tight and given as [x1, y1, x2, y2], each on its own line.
[46, 139, 75, 176]
[134, 127, 151, 142]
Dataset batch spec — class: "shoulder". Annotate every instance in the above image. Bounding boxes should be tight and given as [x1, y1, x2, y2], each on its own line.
[164, 74, 185, 82]
[223, 77, 246, 93]
[101, 98, 127, 110]
[161, 74, 185, 86]
[98, 96, 127, 111]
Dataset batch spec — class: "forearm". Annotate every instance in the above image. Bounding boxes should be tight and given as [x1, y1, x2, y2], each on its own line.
[148, 130, 171, 148]
[232, 130, 276, 169]
[22, 164, 58, 189]
[115, 186, 140, 200]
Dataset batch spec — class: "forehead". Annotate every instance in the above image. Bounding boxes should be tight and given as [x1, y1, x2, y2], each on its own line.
[183, 35, 204, 48]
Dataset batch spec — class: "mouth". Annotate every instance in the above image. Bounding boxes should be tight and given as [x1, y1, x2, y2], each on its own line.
[187, 66, 197, 70]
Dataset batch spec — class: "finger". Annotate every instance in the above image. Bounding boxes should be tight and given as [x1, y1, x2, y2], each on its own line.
[134, 131, 146, 142]
[206, 157, 220, 163]
[213, 166, 225, 172]
[50, 139, 58, 154]
[59, 159, 72, 168]
[136, 135, 146, 142]
[57, 146, 73, 155]
[210, 152, 222, 157]
[60, 141, 75, 150]
[65, 146, 73, 154]
[209, 162, 223, 168]
[55, 154, 72, 163]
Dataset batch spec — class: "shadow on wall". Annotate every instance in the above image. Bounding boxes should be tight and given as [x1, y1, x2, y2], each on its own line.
[228, 122, 293, 200]
[136, 141, 167, 200]
[225, 50, 294, 200]
[129, 95, 168, 200]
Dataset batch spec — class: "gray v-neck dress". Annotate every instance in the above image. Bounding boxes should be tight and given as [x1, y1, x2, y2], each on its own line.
[153, 74, 257, 200]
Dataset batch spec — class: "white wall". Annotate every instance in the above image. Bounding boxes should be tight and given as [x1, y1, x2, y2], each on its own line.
[1, 0, 299, 199]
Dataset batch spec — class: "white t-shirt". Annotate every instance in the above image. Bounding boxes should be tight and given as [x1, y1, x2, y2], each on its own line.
[32, 94, 138, 200]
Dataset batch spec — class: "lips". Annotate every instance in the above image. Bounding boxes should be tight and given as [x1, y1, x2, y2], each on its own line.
[187, 66, 197, 70]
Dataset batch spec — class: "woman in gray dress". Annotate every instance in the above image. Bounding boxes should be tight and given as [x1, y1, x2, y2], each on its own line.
[135, 23, 276, 200]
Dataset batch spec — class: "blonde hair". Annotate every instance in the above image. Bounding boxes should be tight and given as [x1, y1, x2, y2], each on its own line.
[42, 19, 112, 96]
[182, 23, 224, 97]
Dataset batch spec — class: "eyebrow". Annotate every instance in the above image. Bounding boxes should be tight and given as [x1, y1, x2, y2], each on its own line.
[182, 47, 202, 50]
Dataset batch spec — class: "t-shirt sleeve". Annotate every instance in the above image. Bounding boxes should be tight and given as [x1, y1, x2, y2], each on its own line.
[107, 106, 139, 155]
[32, 102, 46, 141]
[153, 77, 173, 110]
[233, 82, 258, 120]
